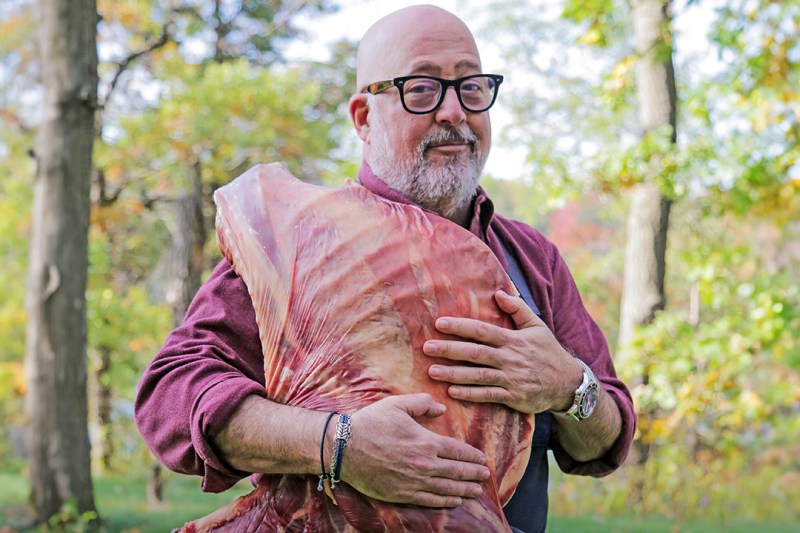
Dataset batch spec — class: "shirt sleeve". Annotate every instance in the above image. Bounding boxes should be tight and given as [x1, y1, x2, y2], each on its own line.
[545, 247, 637, 477]
[492, 216, 636, 478]
[134, 259, 266, 493]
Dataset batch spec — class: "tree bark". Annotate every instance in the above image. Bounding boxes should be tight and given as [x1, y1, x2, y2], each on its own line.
[168, 158, 207, 325]
[619, 0, 676, 358]
[619, 0, 677, 508]
[24, 0, 99, 524]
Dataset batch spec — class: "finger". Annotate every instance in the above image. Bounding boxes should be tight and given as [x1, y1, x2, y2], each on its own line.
[428, 458, 491, 483]
[495, 289, 541, 329]
[408, 492, 463, 508]
[389, 393, 446, 419]
[424, 477, 484, 499]
[428, 364, 506, 387]
[447, 385, 512, 405]
[423, 339, 503, 367]
[433, 316, 508, 346]
[435, 437, 487, 465]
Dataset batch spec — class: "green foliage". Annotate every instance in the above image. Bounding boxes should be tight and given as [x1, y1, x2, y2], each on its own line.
[46, 500, 100, 532]
[101, 58, 338, 190]
[0, 0, 353, 485]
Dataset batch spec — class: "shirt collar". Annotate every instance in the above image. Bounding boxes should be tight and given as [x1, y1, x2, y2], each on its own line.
[357, 161, 495, 237]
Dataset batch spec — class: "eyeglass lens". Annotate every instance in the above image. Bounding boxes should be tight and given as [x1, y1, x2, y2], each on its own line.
[402, 76, 497, 113]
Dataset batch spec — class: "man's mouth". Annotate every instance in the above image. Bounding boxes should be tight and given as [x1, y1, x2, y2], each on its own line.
[425, 139, 474, 153]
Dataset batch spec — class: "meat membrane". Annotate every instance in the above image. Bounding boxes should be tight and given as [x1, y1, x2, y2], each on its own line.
[178, 163, 533, 532]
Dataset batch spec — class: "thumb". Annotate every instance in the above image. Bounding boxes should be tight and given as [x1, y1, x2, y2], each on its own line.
[391, 393, 446, 420]
[495, 289, 541, 329]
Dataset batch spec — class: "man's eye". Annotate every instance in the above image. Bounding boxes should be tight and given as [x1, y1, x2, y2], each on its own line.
[405, 81, 439, 94]
[461, 81, 483, 92]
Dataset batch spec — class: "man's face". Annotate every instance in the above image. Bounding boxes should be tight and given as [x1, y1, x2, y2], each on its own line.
[352, 9, 492, 221]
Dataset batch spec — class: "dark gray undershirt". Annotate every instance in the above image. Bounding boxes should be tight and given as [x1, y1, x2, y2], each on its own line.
[499, 239, 552, 533]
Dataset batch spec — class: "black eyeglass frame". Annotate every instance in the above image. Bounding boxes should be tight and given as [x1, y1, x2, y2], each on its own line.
[363, 74, 504, 115]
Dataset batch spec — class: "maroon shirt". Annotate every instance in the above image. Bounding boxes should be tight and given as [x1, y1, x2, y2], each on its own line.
[134, 163, 636, 495]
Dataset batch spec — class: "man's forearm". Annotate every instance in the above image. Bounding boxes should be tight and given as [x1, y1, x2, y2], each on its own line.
[210, 394, 329, 475]
[209, 393, 492, 508]
[551, 387, 623, 462]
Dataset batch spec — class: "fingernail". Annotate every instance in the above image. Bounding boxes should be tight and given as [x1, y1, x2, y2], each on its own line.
[471, 484, 483, 497]
[424, 341, 438, 354]
[437, 318, 450, 329]
[450, 386, 461, 396]
[429, 366, 442, 377]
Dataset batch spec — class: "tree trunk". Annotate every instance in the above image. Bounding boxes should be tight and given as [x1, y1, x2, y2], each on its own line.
[168, 158, 207, 325]
[24, 0, 98, 524]
[619, 0, 677, 509]
[618, 184, 671, 346]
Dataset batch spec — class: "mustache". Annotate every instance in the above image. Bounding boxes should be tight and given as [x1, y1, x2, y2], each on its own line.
[420, 127, 478, 152]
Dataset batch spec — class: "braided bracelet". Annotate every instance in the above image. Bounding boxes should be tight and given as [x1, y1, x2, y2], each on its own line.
[317, 412, 338, 491]
[329, 413, 352, 489]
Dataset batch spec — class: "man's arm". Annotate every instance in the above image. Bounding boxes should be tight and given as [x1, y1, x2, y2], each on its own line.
[212, 392, 491, 508]
[134, 260, 268, 492]
[548, 365, 623, 462]
[136, 260, 490, 505]
[423, 290, 624, 463]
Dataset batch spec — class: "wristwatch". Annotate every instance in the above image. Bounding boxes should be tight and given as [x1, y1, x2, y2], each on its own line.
[563, 359, 600, 421]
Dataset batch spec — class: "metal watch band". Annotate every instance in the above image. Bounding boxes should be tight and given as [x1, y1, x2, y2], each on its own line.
[564, 359, 599, 421]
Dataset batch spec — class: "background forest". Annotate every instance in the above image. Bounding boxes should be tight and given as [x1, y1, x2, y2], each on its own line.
[1, 0, 798, 530]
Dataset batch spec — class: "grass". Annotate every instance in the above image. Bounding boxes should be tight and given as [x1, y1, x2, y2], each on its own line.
[1, 470, 797, 532]
[546, 515, 799, 533]
[0, 469, 251, 532]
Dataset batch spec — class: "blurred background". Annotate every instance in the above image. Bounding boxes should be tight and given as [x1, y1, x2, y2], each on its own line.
[1, 0, 798, 531]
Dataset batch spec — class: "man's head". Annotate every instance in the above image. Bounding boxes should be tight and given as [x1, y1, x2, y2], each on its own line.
[349, 5, 496, 224]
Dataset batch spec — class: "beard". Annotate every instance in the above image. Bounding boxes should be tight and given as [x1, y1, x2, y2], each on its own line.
[368, 115, 489, 221]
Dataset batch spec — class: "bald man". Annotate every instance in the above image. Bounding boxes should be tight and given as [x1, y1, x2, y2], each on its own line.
[135, 6, 636, 532]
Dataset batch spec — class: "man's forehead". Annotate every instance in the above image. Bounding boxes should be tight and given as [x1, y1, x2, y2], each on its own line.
[356, 6, 481, 87]
[406, 59, 482, 76]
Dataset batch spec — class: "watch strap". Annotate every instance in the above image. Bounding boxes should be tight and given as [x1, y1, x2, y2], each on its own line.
[563, 359, 598, 421]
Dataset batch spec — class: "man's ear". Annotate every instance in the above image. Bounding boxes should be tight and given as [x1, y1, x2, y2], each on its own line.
[349, 94, 370, 142]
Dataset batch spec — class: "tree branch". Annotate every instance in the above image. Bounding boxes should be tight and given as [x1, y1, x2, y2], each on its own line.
[99, 23, 172, 110]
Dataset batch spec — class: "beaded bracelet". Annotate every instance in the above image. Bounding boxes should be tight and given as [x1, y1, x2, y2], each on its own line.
[317, 411, 338, 491]
[329, 413, 352, 489]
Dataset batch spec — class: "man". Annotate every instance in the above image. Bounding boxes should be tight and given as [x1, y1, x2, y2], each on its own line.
[135, 5, 635, 532]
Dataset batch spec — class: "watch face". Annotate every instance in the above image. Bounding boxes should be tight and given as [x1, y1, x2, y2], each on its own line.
[580, 384, 599, 418]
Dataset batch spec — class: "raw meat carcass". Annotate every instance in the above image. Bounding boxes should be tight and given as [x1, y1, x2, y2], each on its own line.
[179, 163, 534, 532]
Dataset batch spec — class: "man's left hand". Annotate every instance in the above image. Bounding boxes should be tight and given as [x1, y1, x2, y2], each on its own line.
[423, 289, 581, 414]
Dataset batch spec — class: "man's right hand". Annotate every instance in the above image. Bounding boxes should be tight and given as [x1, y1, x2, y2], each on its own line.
[339, 393, 490, 508]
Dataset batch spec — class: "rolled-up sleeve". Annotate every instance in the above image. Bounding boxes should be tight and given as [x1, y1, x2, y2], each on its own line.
[548, 249, 636, 477]
[134, 260, 266, 493]
[492, 216, 636, 478]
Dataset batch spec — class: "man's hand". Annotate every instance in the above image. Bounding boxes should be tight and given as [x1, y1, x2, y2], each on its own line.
[422, 289, 582, 414]
[341, 393, 490, 508]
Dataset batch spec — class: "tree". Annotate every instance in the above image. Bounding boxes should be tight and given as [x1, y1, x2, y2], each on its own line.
[616, 0, 677, 504]
[618, 0, 675, 347]
[24, 0, 99, 525]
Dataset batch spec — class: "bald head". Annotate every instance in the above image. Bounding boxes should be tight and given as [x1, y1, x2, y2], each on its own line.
[356, 5, 482, 91]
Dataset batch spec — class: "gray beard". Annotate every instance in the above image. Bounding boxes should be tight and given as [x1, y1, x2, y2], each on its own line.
[369, 122, 488, 221]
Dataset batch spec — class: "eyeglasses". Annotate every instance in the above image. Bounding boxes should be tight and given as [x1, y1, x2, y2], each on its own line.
[363, 74, 504, 115]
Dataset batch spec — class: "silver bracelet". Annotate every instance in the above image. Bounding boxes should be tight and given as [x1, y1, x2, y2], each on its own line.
[329, 413, 352, 488]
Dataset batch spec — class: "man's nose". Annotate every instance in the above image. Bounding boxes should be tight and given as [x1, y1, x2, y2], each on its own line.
[434, 86, 467, 125]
